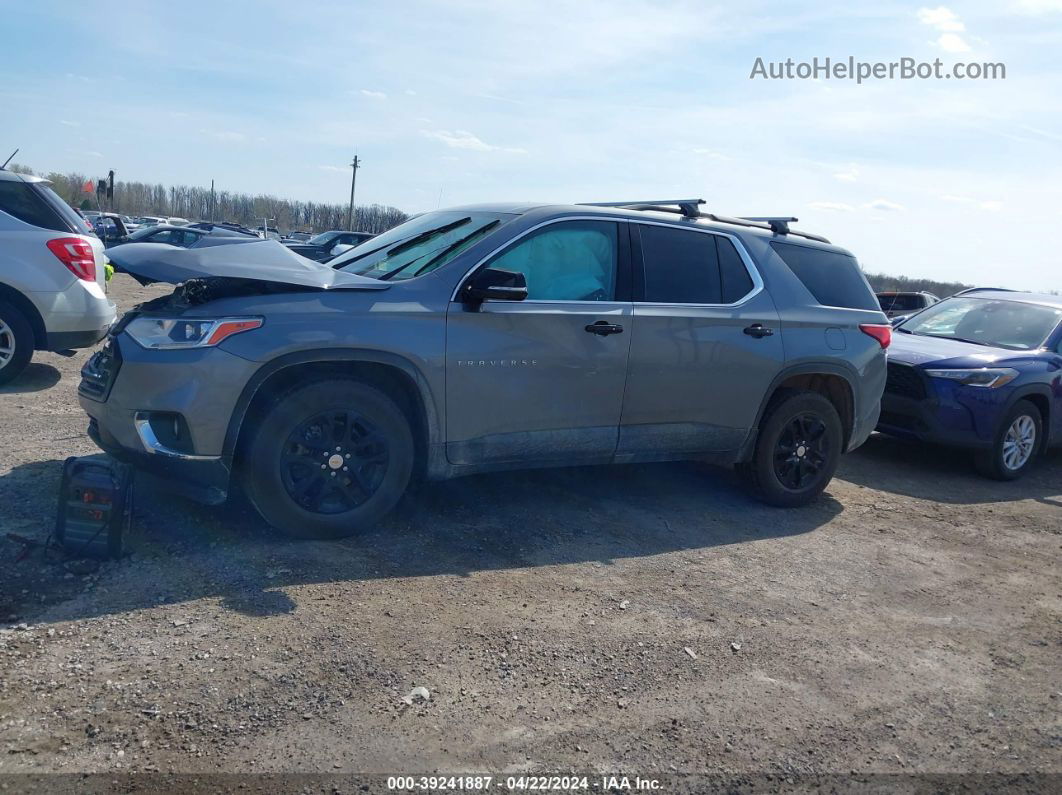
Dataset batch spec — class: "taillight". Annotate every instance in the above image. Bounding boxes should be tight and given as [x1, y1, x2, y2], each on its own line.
[859, 323, 892, 349]
[47, 238, 97, 281]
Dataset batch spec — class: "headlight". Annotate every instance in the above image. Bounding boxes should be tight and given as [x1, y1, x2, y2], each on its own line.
[125, 316, 263, 350]
[924, 367, 1019, 388]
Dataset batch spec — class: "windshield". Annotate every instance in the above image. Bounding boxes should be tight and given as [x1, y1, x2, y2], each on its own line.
[334, 210, 513, 281]
[898, 297, 1062, 350]
[308, 231, 337, 246]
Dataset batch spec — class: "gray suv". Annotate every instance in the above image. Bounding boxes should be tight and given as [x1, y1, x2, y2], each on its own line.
[82, 199, 889, 538]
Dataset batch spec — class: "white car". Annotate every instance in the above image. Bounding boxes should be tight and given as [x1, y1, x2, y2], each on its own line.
[0, 170, 116, 385]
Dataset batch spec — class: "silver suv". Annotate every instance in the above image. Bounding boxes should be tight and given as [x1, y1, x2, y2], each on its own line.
[84, 199, 890, 538]
[0, 170, 116, 384]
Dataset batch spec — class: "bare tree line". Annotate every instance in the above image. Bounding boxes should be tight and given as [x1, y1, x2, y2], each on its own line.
[9, 164, 408, 234]
[864, 271, 972, 298]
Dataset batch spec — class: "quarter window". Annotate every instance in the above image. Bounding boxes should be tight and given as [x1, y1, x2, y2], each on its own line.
[0, 181, 70, 232]
[487, 221, 618, 301]
[639, 225, 755, 304]
[770, 241, 878, 311]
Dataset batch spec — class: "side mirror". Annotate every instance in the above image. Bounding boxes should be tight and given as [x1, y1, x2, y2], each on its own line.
[890, 314, 909, 327]
[462, 267, 528, 306]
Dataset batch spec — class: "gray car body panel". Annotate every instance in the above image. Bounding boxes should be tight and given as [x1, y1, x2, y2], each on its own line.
[105, 240, 389, 289]
[80, 202, 887, 500]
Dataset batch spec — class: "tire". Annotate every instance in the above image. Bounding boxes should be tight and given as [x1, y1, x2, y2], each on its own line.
[738, 389, 843, 507]
[0, 300, 34, 387]
[975, 400, 1041, 481]
[241, 379, 414, 539]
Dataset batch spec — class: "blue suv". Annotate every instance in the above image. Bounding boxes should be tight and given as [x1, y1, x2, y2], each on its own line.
[878, 289, 1062, 479]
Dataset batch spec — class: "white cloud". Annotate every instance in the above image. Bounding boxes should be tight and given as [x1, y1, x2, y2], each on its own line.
[809, 201, 854, 212]
[918, 6, 973, 51]
[917, 6, 966, 31]
[421, 129, 526, 154]
[833, 166, 859, 182]
[59, 120, 80, 127]
[360, 89, 387, 99]
[405, 89, 417, 96]
[865, 199, 906, 212]
[318, 165, 346, 172]
[85, 151, 103, 158]
[936, 32, 972, 52]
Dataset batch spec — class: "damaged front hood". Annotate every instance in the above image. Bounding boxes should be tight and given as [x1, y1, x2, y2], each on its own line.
[106, 240, 388, 290]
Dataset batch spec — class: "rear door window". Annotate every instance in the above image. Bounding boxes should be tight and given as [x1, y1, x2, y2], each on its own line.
[0, 180, 77, 233]
[770, 241, 878, 310]
[639, 225, 756, 304]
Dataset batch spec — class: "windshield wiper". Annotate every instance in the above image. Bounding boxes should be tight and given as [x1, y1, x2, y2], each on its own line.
[385, 217, 471, 257]
[410, 220, 501, 277]
[338, 217, 472, 269]
[377, 218, 489, 282]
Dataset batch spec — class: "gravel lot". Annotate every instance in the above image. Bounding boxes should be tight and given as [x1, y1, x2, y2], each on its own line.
[0, 274, 1059, 787]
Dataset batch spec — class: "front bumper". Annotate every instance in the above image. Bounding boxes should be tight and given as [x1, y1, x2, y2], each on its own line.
[877, 363, 1006, 449]
[87, 417, 230, 504]
[78, 333, 261, 504]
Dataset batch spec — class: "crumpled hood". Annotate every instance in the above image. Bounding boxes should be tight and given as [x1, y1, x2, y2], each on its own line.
[888, 330, 1020, 367]
[105, 240, 388, 290]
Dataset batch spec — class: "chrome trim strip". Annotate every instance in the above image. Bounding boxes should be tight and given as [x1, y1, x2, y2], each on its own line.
[134, 414, 219, 461]
[448, 215, 765, 308]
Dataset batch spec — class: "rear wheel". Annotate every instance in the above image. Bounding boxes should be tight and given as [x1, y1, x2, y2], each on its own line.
[739, 390, 843, 507]
[0, 301, 34, 387]
[975, 400, 1041, 481]
[242, 380, 414, 539]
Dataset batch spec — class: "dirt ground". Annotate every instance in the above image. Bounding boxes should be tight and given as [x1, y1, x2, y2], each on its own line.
[0, 274, 1059, 789]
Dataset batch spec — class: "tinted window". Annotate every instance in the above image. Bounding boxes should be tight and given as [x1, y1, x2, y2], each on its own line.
[771, 241, 877, 310]
[641, 225, 721, 303]
[489, 221, 617, 301]
[718, 237, 754, 303]
[640, 227, 755, 304]
[0, 180, 74, 232]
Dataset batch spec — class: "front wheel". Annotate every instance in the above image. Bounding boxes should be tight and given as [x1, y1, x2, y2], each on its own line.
[242, 380, 414, 539]
[738, 390, 843, 507]
[975, 400, 1041, 481]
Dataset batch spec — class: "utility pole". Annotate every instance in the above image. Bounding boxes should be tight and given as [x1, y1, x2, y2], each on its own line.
[346, 154, 360, 231]
[210, 179, 216, 222]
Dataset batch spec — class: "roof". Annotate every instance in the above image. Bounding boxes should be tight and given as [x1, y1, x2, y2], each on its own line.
[0, 170, 47, 184]
[961, 289, 1062, 309]
[443, 201, 846, 253]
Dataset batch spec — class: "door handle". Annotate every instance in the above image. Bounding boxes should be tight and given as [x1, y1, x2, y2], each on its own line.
[585, 321, 624, 336]
[743, 324, 774, 338]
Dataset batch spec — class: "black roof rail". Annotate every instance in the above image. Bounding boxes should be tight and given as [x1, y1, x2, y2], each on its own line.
[578, 200, 830, 243]
[740, 216, 798, 235]
[581, 198, 705, 218]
